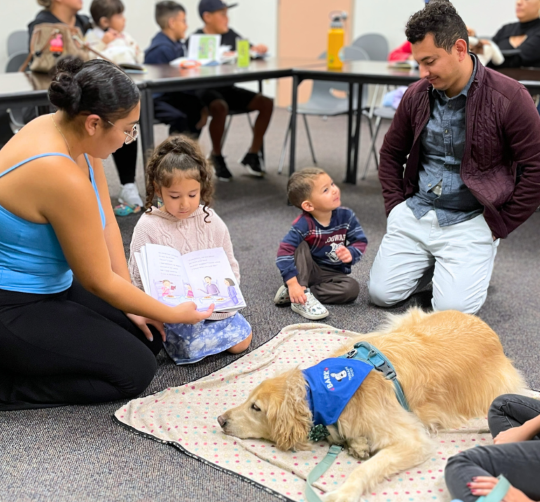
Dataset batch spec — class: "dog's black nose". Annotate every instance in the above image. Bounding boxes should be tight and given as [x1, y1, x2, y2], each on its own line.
[217, 415, 227, 428]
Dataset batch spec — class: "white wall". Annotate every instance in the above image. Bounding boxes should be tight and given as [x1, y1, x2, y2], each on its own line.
[352, 0, 516, 54]
[0, 0, 520, 95]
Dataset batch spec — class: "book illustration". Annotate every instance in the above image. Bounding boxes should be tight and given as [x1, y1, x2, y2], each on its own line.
[135, 244, 246, 313]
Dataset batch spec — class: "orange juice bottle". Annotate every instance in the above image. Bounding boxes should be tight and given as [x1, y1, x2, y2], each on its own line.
[327, 12, 346, 70]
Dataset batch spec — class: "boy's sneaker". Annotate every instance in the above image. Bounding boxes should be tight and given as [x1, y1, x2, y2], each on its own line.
[291, 288, 329, 320]
[211, 153, 233, 182]
[274, 285, 291, 305]
[240, 152, 264, 177]
[118, 183, 143, 208]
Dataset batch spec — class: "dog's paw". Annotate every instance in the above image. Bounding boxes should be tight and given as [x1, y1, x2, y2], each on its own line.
[321, 487, 362, 502]
[347, 436, 370, 460]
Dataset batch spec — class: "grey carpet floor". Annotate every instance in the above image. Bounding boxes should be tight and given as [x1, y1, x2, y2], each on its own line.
[1, 107, 539, 502]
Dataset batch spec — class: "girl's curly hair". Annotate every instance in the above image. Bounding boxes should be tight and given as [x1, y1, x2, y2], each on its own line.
[145, 135, 214, 222]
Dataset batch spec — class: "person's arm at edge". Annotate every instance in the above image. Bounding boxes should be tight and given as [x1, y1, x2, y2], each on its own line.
[42, 159, 213, 326]
[378, 86, 415, 216]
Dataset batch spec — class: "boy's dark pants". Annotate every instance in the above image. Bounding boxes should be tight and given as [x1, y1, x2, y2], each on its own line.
[295, 241, 359, 304]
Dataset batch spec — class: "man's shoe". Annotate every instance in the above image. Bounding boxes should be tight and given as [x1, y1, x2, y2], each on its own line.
[290, 288, 329, 320]
[118, 182, 144, 208]
[274, 285, 291, 305]
[210, 154, 233, 182]
[240, 152, 264, 177]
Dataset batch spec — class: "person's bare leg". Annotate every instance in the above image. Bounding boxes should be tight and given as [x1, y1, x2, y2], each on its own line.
[208, 99, 228, 156]
[227, 332, 252, 354]
[247, 94, 274, 153]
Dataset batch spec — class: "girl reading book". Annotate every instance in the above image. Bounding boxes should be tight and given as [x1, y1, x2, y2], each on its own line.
[129, 136, 252, 364]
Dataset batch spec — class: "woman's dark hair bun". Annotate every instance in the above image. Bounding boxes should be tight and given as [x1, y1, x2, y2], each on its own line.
[49, 56, 84, 116]
[47, 56, 140, 122]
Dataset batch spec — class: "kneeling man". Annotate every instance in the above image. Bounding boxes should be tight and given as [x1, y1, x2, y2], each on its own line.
[369, 1, 540, 314]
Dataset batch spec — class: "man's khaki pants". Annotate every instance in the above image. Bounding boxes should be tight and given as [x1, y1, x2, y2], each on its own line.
[369, 201, 499, 314]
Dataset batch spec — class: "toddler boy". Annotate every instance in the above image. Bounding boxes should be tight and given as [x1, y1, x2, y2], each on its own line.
[145, 1, 207, 137]
[275, 168, 368, 320]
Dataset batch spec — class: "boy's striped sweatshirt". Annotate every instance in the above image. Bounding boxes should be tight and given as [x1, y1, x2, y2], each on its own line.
[276, 207, 368, 282]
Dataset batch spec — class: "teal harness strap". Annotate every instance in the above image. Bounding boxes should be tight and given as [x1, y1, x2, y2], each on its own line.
[477, 476, 511, 502]
[304, 342, 410, 502]
[342, 341, 411, 412]
[305, 445, 342, 502]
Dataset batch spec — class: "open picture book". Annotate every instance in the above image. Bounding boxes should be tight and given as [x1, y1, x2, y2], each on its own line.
[134, 244, 246, 314]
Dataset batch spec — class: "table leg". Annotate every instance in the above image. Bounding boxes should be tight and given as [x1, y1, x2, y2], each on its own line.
[258, 79, 265, 167]
[349, 83, 364, 184]
[288, 75, 299, 176]
[346, 82, 354, 183]
[140, 88, 155, 169]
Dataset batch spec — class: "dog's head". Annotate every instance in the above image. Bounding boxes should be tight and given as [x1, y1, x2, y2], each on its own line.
[217, 368, 312, 451]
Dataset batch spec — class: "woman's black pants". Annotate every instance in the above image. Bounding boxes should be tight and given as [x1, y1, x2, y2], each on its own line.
[0, 280, 162, 411]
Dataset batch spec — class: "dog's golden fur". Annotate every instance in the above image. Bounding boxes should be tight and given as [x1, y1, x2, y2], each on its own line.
[218, 309, 525, 502]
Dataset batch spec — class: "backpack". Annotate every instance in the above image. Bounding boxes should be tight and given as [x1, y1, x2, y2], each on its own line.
[21, 23, 93, 73]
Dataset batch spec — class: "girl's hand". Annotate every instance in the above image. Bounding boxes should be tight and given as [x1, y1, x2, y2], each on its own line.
[126, 313, 166, 342]
[102, 29, 119, 45]
[172, 302, 214, 324]
[469, 477, 532, 502]
[493, 425, 533, 444]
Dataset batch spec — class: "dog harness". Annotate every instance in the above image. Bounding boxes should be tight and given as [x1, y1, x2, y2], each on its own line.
[304, 341, 410, 502]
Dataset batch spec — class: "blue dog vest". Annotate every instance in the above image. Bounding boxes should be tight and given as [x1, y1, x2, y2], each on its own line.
[302, 358, 373, 426]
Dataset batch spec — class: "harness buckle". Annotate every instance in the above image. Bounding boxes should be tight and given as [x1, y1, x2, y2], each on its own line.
[346, 349, 358, 359]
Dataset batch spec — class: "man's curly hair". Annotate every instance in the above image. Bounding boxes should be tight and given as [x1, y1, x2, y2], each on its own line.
[405, 1, 469, 52]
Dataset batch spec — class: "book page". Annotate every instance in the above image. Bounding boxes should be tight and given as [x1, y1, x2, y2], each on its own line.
[143, 244, 200, 309]
[134, 252, 150, 294]
[181, 248, 246, 312]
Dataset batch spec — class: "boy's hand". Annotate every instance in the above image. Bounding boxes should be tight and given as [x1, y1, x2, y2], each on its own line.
[102, 29, 119, 45]
[288, 282, 307, 305]
[252, 44, 268, 54]
[336, 245, 353, 263]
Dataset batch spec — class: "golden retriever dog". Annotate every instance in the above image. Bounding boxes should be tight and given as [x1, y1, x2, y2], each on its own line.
[217, 308, 526, 502]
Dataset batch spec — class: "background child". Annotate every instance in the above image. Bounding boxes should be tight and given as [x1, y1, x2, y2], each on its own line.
[189, 0, 274, 181]
[85, 0, 144, 216]
[275, 168, 368, 320]
[85, 0, 143, 65]
[144, 1, 208, 140]
[129, 135, 252, 364]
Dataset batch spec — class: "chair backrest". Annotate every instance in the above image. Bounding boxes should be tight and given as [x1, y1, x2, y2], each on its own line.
[341, 45, 369, 62]
[7, 31, 29, 57]
[6, 51, 29, 73]
[352, 33, 389, 61]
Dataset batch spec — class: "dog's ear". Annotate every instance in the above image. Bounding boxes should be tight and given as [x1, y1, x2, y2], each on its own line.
[266, 370, 312, 451]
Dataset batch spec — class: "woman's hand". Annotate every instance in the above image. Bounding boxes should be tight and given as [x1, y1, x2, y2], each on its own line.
[469, 477, 533, 502]
[252, 44, 268, 54]
[172, 302, 214, 325]
[126, 313, 166, 342]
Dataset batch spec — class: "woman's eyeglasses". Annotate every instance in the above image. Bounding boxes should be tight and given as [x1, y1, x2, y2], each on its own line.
[107, 120, 139, 145]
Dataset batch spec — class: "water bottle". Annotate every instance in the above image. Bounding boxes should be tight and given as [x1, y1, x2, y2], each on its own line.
[327, 11, 347, 70]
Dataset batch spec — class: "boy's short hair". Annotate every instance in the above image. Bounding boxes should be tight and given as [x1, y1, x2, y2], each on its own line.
[287, 167, 326, 209]
[90, 0, 124, 26]
[155, 1, 185, 30]
[406, 0, 469, 52]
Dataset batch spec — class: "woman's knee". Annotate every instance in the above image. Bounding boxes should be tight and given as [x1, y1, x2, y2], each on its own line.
[116, 346, 158, 398]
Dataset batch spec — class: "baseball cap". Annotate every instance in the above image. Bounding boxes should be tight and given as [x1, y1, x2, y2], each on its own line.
[199, 0, 238, 19]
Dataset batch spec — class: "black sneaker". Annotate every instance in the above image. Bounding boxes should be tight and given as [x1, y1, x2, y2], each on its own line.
[210, 154, 233, 182]
[240, 152, 264, 177]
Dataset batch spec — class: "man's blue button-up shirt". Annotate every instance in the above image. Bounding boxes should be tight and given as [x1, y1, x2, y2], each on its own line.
[407, 58, 483, 227]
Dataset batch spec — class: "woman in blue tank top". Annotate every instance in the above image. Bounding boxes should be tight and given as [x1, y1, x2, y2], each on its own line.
[0, 57, 214, 411]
